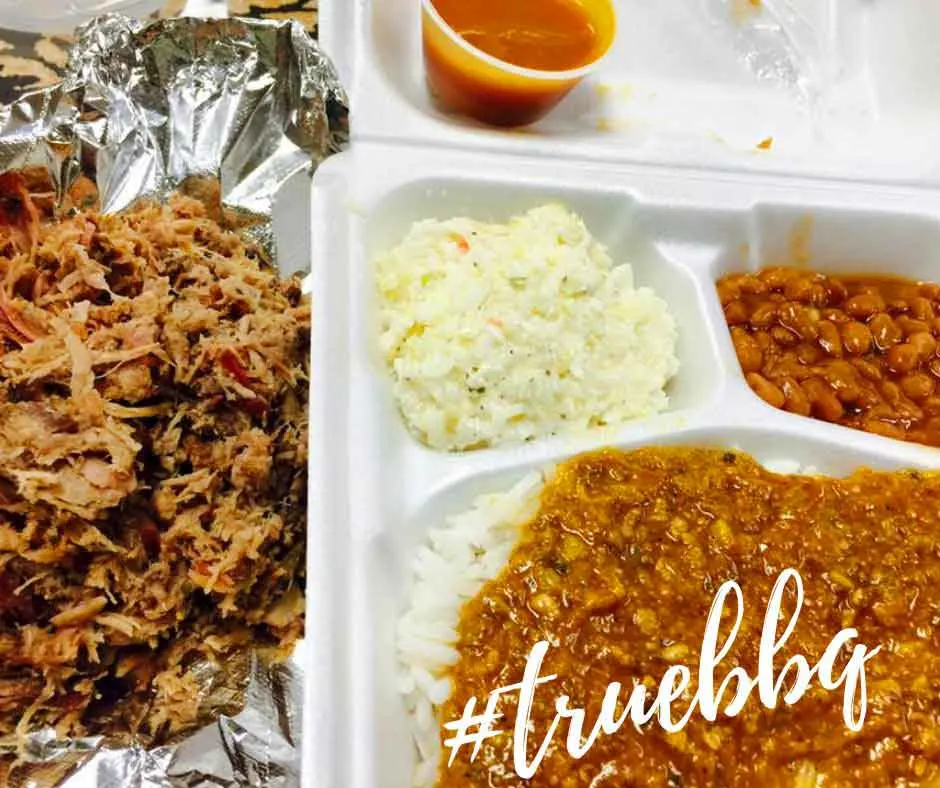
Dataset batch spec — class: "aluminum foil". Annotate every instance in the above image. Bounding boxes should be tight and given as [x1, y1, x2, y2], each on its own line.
[0, 11, 348, 261]
[0, 12, 348, 788]
[6, 643, 306, 788]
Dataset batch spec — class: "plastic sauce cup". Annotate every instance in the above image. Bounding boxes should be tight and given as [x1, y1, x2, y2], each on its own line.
[421, 0, 617, 128]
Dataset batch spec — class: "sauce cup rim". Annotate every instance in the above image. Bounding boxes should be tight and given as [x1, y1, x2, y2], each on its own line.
[421, 0, 617, 82]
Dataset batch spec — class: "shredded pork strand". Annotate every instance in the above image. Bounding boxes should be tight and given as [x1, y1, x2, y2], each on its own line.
[0, 172, 309, 742]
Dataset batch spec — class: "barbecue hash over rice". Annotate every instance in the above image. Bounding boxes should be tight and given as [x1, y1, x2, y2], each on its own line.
[376, 204, 679, 451]
[0, 172, 309, 741]
[400, 448, 940, 787]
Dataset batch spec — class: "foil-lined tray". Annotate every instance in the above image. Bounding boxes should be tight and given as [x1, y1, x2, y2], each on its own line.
[0, 12, 348, 788]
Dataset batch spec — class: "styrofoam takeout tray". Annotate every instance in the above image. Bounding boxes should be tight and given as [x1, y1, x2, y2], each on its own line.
[321, 0, 940, 184]
[303, 141, 940, 788]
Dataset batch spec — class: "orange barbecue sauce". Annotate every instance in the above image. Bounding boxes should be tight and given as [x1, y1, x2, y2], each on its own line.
[430, 0, 600, 72]
[422, 0, 615, 127]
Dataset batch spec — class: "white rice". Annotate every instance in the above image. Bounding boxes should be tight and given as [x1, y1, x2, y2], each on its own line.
[376, 204, 679, 451]
[396, 454, 816, 787]
[397, 471, 544, 786]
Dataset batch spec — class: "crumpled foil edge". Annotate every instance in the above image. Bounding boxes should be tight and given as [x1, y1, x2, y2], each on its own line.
[0, 12, 349, 264]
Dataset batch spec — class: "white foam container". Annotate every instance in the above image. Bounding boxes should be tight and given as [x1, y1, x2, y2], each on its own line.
[304, 140, 940, 788]
[307, 1, 940, 785]
[321, 0, 940, 184]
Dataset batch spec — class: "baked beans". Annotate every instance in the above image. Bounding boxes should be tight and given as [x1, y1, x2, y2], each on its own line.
[718, 267, 940, 447]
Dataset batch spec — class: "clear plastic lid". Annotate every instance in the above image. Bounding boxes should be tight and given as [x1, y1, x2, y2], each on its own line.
[0, 0, 165, 33]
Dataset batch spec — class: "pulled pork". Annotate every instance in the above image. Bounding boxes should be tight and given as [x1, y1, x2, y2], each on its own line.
[0, 172, 309, 742]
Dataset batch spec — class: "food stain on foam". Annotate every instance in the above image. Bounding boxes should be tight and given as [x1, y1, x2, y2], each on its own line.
[731, 0, 763, 24]
[595, 82, 633, 100]
[596, 117, 630, 133]
[756, 136, 774, 151]
[594, 83, 634, 127]
[790, 215, 814, 268]
[757, 216, 813, 270]
[708, 131, 729, 147]
[594, 82, 633, 132]
[705, 129, 728, 145]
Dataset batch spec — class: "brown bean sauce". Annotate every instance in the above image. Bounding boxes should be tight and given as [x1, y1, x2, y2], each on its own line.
[718, 268, 940, 446]
[437, 448, 940, 787]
